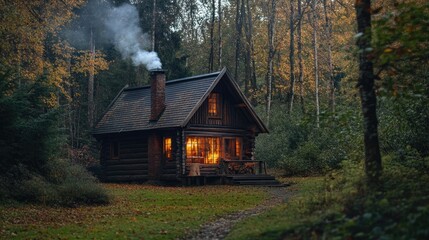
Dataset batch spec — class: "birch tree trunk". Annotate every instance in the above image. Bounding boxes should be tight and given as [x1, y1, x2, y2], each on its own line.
[297, 0, 305, 113]
[288, 0, 295, 113]
[88, 29, 95, 128]
[266, 0, 276, 128]
[355, 0, 382, 184]
[323, 0, 335, 113]
[242, 0, 251, 95]
[218, 0, 222, 69]
[234, 0, 242, 82]
[209, 0, 215, 72]
[246, 0, 257, 91]
[152, 0, 156, 51]
[311, 0, 320, 128]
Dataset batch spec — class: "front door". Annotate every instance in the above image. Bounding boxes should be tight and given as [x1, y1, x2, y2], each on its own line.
[223, 137, 242, 160]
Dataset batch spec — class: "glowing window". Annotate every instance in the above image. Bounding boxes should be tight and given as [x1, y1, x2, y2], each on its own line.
[164, 137, 173, 160]
[186, 137, 220, 164]
[208, 93, 220, 117]
[235, 139, 241, 158]
[224, 138, 241, 160]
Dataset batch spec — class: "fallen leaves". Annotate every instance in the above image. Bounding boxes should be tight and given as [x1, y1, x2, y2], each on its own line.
[0, 184, 266, 239]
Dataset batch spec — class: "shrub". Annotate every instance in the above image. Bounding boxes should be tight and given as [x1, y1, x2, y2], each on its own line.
[255, 102, 362, 176]
[2, 160, 110, 206]
[0, 70, 109, 206]
[48, 159, 110, 206]
[281, 156, 429, 239]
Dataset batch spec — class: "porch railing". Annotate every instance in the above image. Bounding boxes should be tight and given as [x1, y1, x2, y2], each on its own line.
[219, 159, 267, 175]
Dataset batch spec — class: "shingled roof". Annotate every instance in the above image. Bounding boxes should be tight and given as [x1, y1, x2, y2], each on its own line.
[93, 68, 268, 135]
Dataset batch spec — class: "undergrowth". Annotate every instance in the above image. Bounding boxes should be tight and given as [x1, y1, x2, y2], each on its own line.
[227, 154, 429, 239]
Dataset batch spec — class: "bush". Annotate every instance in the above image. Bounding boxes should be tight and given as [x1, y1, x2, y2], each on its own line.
[48, 159, 110, 206]
[1, 160, 110, 207]
[256, 104, 360, 176]
[0, 69, 109, 206]
[281, 156, 429, 239]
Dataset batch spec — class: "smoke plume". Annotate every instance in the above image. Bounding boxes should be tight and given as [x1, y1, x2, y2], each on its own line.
[104, 4, 162, 70]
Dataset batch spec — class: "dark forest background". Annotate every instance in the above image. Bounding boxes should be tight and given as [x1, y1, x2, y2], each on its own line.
[0, 0, 428, 237]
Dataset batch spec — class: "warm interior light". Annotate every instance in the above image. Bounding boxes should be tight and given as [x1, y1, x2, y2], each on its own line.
[186, 136, 220, 164]
[164, 137, 172, 160]
[208, 93, 219, 116]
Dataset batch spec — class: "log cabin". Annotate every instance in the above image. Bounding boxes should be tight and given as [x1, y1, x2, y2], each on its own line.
[93, 67, 278, 185]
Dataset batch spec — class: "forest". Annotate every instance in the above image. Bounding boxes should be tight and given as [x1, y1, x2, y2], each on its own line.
[0, 0, 428, 239]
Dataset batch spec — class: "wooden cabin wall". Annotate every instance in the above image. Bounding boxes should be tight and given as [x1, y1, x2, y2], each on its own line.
[101, 134, 148, 182]
[189, 84, 253, 129]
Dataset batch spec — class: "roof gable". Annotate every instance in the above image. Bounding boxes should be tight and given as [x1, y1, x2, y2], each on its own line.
[93, 67, 268, 135]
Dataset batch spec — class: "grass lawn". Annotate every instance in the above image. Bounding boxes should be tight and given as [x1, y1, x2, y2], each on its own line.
[225, 177, 325, 240]
[0, 184, 267, 240]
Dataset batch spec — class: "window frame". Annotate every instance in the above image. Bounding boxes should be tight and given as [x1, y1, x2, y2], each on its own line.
[163, 137, 174, 161]
[223, 137, 242, 160]
[208, 93, 222, 119]
[186, 136, 221, 164]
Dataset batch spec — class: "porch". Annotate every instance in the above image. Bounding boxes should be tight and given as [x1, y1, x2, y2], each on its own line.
[183, 159, 281, 186]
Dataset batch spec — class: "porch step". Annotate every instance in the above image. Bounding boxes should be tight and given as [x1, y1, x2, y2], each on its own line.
[230, 174, 276, 180]
[229, 174, 282, 186]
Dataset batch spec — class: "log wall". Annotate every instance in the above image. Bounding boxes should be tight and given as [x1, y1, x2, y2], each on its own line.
[101, 134, 148, 182]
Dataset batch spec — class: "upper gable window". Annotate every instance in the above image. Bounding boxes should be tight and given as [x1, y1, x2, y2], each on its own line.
[208, 93, 221, 118]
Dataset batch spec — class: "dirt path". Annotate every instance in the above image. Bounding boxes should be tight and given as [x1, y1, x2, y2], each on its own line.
[182, 186, 293, 240]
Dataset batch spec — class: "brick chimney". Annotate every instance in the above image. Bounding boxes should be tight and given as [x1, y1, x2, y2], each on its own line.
[149, 69, 166, 121]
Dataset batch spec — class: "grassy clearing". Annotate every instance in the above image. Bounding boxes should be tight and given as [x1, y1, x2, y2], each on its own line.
[0, 184, 266, 240]
[225, 177, 326, 240]
[227, 159, 429, 239]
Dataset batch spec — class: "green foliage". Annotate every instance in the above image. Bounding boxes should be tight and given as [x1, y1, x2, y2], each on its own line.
[256, 103, 362, 176]
[0, 68, 109, 206]
[227, 155, 429, 239]
[0, 70, 60, 173]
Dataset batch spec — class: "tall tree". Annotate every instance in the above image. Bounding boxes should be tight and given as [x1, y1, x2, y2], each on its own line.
[288, 0, 296, 113]
[218, 0, 223, 69]
[355, 0, 382, 184]
[152, 0, 157, 51]
[88, 29, 95, 127]
[234, 0, 243, 81]
[297, 0, 305, 113]
[242, 0, 251, 94]
[266, 0, 277, 127]
[311, 0, 320, 128]
[323, 0, 335, 113]
[209, 0, 216, 71]
[246, 0, 257, 91]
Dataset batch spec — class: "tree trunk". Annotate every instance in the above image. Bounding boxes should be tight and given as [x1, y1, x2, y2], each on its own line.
[288, 0, 295, 113]
[297, 0, 305, 113]
[152, 0, 156, 51]
[311, 0, 320, 128]
[266, 0, 276, 128]
[246, 0, 257, 91]
[209, 0, 215, 72]
[355, 0, 382, 184]
[234, 0, 242, 82]
[323, 0, 335, 113]
[242, 0, 251, 95]
[88, 29, 95, 128]
[218, 0, 222, 70]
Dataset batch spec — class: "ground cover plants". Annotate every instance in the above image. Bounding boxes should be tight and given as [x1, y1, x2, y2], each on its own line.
[0, 184, 266, 240]
[226, 157, 429, 239]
